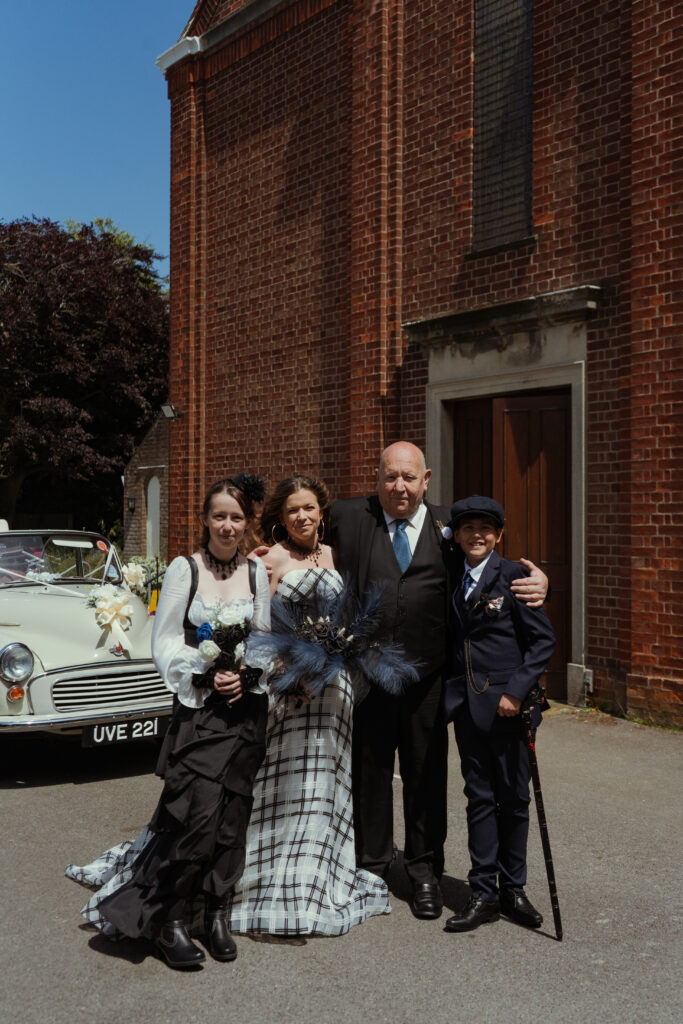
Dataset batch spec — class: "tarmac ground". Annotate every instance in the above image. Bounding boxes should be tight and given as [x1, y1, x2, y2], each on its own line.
[1, 705, 681, 1024]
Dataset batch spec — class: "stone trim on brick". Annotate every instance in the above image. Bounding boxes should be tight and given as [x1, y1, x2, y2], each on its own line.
[403, 286, 601, 347]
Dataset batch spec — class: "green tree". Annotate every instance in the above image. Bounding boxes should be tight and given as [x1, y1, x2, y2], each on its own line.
[0, 216, 169, 521]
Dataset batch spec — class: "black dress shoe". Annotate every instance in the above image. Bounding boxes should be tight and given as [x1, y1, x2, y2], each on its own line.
[155, 920, 205, 969]
[205, 907, 238, 962]
[410, 882, 443, 920]
[500, 887, 543, 928]
[444, 894, 500, 932]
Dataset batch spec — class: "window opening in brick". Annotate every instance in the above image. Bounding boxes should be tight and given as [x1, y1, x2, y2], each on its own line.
[471, 0, 533, 252]
[146, 475, 160, 558]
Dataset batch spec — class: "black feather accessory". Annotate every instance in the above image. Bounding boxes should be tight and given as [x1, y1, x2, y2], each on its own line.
[229, 472, 266, 504]
[248, 577, 420, 699]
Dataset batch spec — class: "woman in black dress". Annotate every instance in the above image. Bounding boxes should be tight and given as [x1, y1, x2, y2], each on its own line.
[93, 475, 270, 969]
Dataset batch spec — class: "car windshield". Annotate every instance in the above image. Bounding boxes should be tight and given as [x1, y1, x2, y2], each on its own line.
[0, 533, 122, 586]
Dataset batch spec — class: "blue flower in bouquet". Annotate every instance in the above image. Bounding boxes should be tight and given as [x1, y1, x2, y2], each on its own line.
[196, 621, 214, 641]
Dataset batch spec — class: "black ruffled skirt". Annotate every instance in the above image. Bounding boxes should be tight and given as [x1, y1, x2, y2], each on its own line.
[98, 692, 267, 940]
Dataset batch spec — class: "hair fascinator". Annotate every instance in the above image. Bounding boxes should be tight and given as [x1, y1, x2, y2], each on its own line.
[229, 473, 266, 503]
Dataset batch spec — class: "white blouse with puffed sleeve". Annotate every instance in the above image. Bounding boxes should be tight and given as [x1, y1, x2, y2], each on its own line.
[151, 555, 271, 709]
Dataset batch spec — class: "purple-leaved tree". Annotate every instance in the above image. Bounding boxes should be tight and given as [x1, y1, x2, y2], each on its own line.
[0, 217, 169, 522]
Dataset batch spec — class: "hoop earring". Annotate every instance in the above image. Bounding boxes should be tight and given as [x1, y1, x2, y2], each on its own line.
[317, 520, 325, 542]
[271, 523, 286, 544]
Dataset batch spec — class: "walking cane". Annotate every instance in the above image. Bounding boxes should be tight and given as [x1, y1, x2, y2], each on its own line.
[521, 688, 563, 941]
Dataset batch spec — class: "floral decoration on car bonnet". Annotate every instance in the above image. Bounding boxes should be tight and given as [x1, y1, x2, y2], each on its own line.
[88, 584, 135, 652]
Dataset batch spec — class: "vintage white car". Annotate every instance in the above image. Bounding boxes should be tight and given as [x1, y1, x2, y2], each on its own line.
[0, 529, 172, 746]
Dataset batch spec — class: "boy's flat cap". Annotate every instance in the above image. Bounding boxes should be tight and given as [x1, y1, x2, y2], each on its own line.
[450, 495, 505, 528]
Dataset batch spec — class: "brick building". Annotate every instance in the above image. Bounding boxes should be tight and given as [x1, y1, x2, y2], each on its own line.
[157, 0, 682, 724]
[123, 414, 170, 562]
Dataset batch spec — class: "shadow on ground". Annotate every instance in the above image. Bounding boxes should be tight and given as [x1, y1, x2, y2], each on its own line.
[0, 731, 160, 789]
[86, 928, 162, 967]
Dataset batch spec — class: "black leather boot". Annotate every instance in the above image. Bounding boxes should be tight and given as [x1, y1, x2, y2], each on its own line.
[205, 896, 237, 962]
[155, 919, 205, 969]
[444, 894, 500, 932]
[500, 887, 543, 928]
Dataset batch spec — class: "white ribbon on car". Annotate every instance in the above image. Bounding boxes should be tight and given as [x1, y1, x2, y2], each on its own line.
[0, 565, 85, 599]
[89, 584, 135, 653]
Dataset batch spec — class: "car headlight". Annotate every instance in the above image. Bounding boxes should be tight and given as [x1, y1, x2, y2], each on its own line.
[0, 643, 34, 684]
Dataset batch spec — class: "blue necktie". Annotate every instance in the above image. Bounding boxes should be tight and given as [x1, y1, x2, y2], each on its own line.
[393, 519, 412, 573]
[462, 569, 473, 601]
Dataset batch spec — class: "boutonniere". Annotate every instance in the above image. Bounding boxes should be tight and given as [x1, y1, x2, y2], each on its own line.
[470, 591, 504, 617]
[436, 519, 453, 541]
[484, 596, 504, 617]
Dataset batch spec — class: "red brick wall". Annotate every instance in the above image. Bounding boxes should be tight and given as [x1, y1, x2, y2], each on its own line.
[622, 0, 682, 724]
[401, 1, 628, 316]
[168, 71, 201, 552]
[168, 0, 357, 557]
[165, 0, 682, 723]
[205, 0, 355, 489]
[189, 0, 259, 34]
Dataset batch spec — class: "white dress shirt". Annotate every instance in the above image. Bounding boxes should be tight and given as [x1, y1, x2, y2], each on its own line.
[463, 550, 494, 600]
[382, 501, 428, 557]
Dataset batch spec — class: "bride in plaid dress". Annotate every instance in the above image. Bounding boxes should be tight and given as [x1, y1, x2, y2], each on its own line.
[228, 475, 391, 935]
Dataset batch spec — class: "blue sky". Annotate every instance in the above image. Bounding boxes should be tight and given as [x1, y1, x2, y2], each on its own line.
[2, 1, 196, 277]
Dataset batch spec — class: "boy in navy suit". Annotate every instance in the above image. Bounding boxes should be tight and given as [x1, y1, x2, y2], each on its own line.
[443, 496, 556, 933]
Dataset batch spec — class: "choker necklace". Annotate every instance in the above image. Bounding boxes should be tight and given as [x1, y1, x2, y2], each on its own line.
[286, 536, 322, 567]
[204, 545, 239, 580]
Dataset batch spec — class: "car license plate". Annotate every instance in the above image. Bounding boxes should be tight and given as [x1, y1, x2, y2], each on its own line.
[82, 716, 169, 747]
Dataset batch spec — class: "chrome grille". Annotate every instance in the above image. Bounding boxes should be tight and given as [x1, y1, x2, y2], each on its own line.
[50, 664, 168, 713]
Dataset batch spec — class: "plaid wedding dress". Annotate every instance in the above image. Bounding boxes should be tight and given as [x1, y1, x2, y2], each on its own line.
[226, 568, 390, 935]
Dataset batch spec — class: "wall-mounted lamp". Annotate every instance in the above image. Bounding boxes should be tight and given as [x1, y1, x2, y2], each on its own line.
[161, 402, 184, 421]
[127, 496, 136, 514]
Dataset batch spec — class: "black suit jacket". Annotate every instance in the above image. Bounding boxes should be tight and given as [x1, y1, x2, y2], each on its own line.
[330, 495, 457, 678]
[443, 550, 556, 732]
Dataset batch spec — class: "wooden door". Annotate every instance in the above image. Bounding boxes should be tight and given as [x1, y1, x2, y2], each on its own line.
[452, 391, 570, 698]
